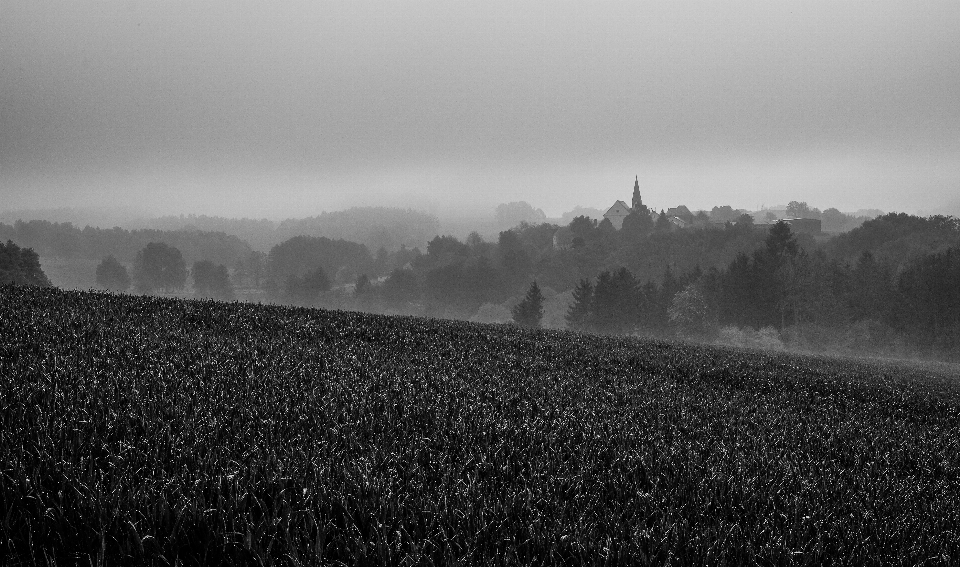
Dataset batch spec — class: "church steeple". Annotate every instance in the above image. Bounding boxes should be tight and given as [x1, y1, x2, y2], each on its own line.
[632, 175, 643, 211]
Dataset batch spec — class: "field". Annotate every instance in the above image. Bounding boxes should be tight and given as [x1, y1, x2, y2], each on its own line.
[2, 285, 959, 565]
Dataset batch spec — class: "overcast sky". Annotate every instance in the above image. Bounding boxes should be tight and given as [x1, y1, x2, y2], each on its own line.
[2, 0, 959, 219]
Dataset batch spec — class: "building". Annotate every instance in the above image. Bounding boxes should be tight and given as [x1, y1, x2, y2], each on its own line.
[668, 216, 690, 229]
[603, 176, 645, 229]
[666, 205, 693, 224]
[754, 217, 822, 234]
[603, 200, 632, 230]
[781, 218, 822, 235]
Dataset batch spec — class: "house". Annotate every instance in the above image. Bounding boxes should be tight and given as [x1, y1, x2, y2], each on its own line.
[602, 176, 646, 229]
[602, 200, 632, 230]
[666, 205, 694, 224]
[668, 216, 689, 229]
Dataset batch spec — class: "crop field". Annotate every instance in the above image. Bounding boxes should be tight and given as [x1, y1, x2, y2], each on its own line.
[2, 285, 960, 565]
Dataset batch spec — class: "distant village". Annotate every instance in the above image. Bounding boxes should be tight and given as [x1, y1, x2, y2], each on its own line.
[604, 177, 820, 231]
[547, 176, 853, 250]
[554, 176, 836, 248]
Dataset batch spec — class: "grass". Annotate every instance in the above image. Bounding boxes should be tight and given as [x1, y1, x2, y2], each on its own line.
[2, 285, 959, 565]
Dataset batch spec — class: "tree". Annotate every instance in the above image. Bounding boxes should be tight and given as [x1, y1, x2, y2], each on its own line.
[592, 268, 638, 334]
[655, 266, 682, 329]
[233, 251, 266, 290]
[427, 235, 470, 259]
[820, 208, 849, 232]
[285, 267, 331, 306]
[133, 242, 187, 293]
[0, 240, 51, 287]
[848, 251, 893, 321]
[266, 235, 372, 290]
[383, 268, 421, 302]
[762, 222, 800, 328]
[354, 273, 371, 296]
[565, 279, 594, 331]
[786, 201, 812, 218]
[425, 262, 468, 306]
[512, 281, 544, 328]
[668, 282, 711, 336]
[192, 260, 234, 300]
[621, 210, 653, 238]
[655, 210, 672, 233]
[766, 221, 799, 263]
[496, 201, 547, 228]
[597, 217, 616, 235]
[710, 206, 739, 223]
[464, 255, 501, 305]
[498, 230, 530, 277]
[568, 215, 596, 240]
[244, 251, 266, 289]
[95, 255, 131, 291]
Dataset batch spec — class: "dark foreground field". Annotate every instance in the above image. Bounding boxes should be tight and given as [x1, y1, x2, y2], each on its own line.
[2, 286, 959, 566]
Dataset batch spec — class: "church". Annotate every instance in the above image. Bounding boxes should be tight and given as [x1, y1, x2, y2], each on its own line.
[603, 176, 646, 229]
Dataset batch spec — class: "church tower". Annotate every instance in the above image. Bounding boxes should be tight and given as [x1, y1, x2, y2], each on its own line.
[632, 175, 643, 211]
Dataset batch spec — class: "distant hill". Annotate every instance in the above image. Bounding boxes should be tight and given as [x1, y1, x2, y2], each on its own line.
[826, 212, 960, 266]
[143, 207, 441, 252]
[276, 207, 441, 252]
[0, 206, 149, 229]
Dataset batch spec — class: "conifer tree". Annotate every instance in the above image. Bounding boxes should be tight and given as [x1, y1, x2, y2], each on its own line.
[512, 281, 544, 328]
[655, 210, 672, 232]
[566, 279, 594, 331]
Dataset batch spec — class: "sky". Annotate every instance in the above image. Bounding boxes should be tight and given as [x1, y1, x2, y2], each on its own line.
[2, 0, 959, 220]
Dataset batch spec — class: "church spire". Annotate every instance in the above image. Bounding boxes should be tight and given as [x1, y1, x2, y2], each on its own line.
[632, 175, 643, 211]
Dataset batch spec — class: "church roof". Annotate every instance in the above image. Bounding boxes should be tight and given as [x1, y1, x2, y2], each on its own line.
[604, 200, 631, 217]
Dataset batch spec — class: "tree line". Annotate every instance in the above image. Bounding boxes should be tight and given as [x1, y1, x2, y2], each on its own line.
[563, 217, 960, 360]
[4, 207, 957, 360]
[0, 219, 252, 266]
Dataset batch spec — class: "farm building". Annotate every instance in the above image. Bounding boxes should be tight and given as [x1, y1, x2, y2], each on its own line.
[780, 218, 822, 234]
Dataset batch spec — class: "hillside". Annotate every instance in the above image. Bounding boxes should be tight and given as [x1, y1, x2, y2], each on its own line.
[3, 286, 959, 565]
